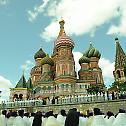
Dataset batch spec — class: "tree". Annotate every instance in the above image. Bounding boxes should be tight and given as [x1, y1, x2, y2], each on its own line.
[111, 81, 126, 91]
[87, 85, 103, 95]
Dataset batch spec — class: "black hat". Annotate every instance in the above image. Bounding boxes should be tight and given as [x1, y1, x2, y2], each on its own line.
[94, 108, 101, 115]
[107, 111, 114, 117]
[119, 109, 125, 113]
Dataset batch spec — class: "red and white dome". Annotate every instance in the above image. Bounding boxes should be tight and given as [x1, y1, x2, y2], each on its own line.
[55, 32, 74, 48]
[54, 19, 75, 48]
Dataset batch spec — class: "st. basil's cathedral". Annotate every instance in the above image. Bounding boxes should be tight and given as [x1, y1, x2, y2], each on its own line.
[10, 19, 104, 101]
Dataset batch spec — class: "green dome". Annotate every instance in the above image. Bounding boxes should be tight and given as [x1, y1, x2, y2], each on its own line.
[34, 48, 46, 59]
[88, 48, 101, 58]
[84, 42, 93, 57]
[41, 54, 54, 66]
[79, 55, 90, 64]
[84, 43, 101, 58]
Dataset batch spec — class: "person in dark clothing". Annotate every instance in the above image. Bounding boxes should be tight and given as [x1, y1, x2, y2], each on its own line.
[65, 109, 79, 126]
[52, 97, 55, 104]
[32, 111, 42, 126]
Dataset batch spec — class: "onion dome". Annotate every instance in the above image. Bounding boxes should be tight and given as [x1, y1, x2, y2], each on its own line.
[85, 42, 101, 58]
[34, 48, 46, 59]
[41, 54, 54, 66]
[79, 55, 90, 64]
[55, 19, 75, 48]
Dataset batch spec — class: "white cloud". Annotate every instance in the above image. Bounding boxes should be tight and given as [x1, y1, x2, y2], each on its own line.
[0, 76, 13, 102]
[0, 0, 8, 5]
[21, 60, 34, 80]
[40, 21, 59, 42]
[107, 1, 126, 36]
[27, 0, 50, 22]
[21, 60, 34, 71]
[28, 0, 126, 41]
[99, 58, 115, 87]
[73, 52, 83, 78]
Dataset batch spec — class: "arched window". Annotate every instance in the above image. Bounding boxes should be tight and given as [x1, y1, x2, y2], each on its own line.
[19, 94, 23, 100]
[48, 86, 51, 90]
[43, 86, 46, 90]
[61, 84, 64, 89]
[117, 70, 121, 79]
[66, 84, 69, 88]
[13, 94, 18, 101]
[62, 64, 67, 75]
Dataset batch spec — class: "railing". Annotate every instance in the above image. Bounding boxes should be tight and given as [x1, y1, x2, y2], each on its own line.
[0, 95, 109, 109]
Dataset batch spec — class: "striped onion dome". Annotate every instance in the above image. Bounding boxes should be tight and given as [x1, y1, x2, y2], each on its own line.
[84, 42, 101, 58]
[55, 32, 75, 48]
[55, 19, 74, 48]
[87, 47, 101, 58]
[79, 55, 90, 64]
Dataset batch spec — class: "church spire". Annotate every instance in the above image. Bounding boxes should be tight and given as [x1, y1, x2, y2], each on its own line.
[89, 40, 93, 49]
[15, 73, 26, 88]
[58, 18, 65, 38]
[115, 37, 125, 69]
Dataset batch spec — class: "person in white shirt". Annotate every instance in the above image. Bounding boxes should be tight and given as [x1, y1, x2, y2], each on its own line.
[112, 109, 126, 126]
[56, 109, 66, 126]
[23, 112, 30, 126]
[105, 111, 115, 126]
[29, 113, 35, 126]
[0, 110, 7, 126]
[6, 111, 17, 126]
[13, 109, 26, 126]
[45, 111, 61, 126]
[79, 113, 87, 126]
[90, 108, 108, 126]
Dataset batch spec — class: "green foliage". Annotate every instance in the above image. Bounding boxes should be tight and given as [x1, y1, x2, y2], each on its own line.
[111, 81, 119, 87]
[87, 85, 104, 95]
[111, 81, 126, 91]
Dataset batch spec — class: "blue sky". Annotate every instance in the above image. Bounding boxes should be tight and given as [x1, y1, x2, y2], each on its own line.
[0, 0, 126, 100]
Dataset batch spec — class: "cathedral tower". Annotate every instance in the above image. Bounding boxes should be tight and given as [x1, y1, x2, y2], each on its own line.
[35, 54, 55, 98]
[113, 38, 126, 82]
[53, 19, 76, 96]
[30, 48, 46, 86]
[78, 42, 104, 86]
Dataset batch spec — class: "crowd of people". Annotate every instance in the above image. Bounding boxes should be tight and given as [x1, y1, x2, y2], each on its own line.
[0, 107, 126, 126]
